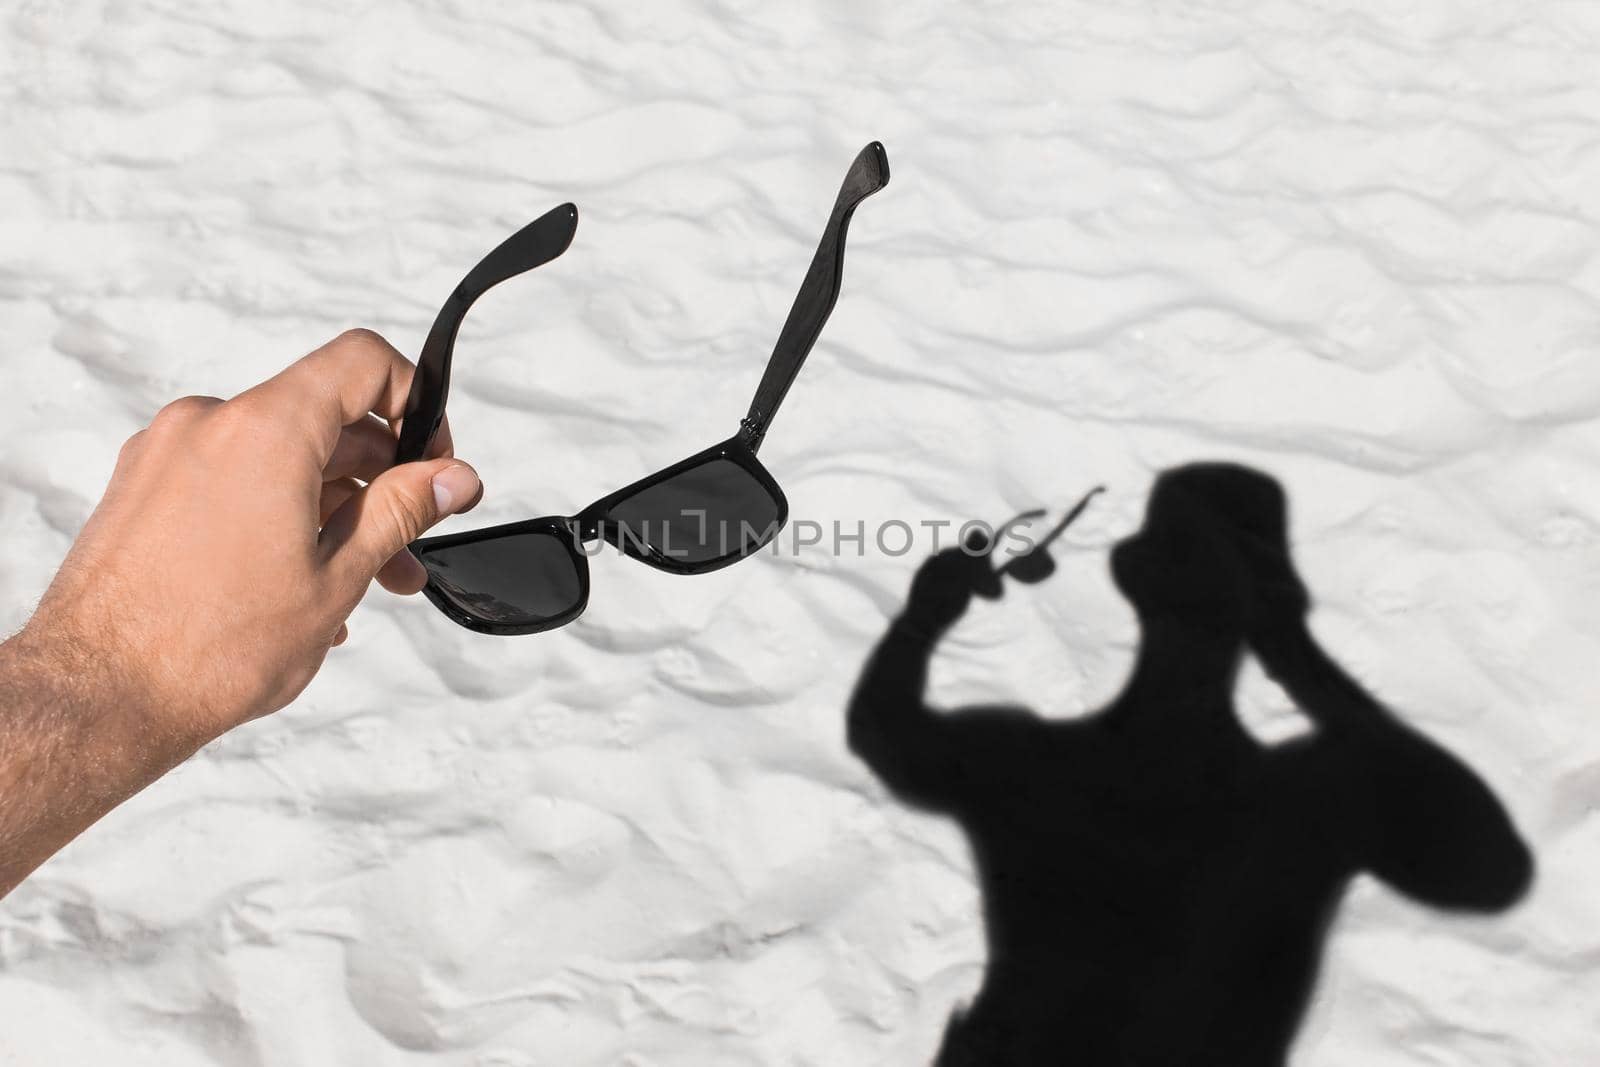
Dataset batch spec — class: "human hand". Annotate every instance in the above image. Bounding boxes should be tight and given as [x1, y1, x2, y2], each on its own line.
[17, 329, 482, 760]
[905, 532, 1003, 631]
[1242, 545, 1312, 656]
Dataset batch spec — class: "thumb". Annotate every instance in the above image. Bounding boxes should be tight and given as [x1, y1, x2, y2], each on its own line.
[319, 458, 481, 588]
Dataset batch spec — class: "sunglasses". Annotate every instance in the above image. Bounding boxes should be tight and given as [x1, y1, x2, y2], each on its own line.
[393, 142, 890, 635]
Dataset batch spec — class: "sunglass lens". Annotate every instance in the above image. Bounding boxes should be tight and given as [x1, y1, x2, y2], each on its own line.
[605, 458, 782, 567]
[414, 531, 584, 626]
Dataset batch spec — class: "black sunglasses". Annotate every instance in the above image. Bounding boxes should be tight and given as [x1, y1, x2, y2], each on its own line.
[393, 142, 890, 635]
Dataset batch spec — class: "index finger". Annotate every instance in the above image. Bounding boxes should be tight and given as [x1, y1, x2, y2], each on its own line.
[243, 329, 451, 465]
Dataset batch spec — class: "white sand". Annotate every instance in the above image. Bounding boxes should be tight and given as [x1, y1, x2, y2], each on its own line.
[2, 1, 1596, 1063]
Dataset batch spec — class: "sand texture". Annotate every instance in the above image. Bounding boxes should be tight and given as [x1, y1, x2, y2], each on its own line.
[2, 1, 1597, 1063]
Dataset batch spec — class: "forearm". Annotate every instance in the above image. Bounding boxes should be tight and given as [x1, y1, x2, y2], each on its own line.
[1256, 620, 1534, 905]
[0, 628, 195, 897]
[1253, 617, 1394, 734]
[847, 610, 947, 745]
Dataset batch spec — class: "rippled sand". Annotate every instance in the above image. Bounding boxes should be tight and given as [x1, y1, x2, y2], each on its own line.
[1, 2, 1596, 1063]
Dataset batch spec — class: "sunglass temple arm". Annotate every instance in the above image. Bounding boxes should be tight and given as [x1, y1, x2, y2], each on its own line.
[739, 141, 890, 453]
[394, 203, 579, 465]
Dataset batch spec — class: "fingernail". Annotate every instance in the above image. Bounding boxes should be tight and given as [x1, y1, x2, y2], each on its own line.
[432, 463, 480, 516]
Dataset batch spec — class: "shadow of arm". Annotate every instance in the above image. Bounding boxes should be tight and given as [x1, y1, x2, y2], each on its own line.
[1358, 729, 1534, 911]
[1260, 621, 1534, 910]
[848, 614, 964, 811]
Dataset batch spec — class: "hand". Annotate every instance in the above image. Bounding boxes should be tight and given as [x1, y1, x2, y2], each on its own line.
[1246, 589, 1315, 690]
[1243, 554, 1312, 661]
[905, 533, 1002, 631]
[17, 329, 482, 758]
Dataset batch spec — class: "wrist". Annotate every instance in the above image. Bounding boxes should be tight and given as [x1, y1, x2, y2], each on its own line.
[893, 612, 946, 643]
[903, 590, 970, 631]
[1251, 602, 1309, 640]
[1250, 610, 1315, 676]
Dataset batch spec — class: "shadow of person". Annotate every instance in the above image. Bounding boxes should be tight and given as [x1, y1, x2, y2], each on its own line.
[848, 463, 1533, 1066]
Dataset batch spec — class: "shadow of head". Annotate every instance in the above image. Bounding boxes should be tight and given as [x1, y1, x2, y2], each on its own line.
[1110, 463, 1310, 637]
